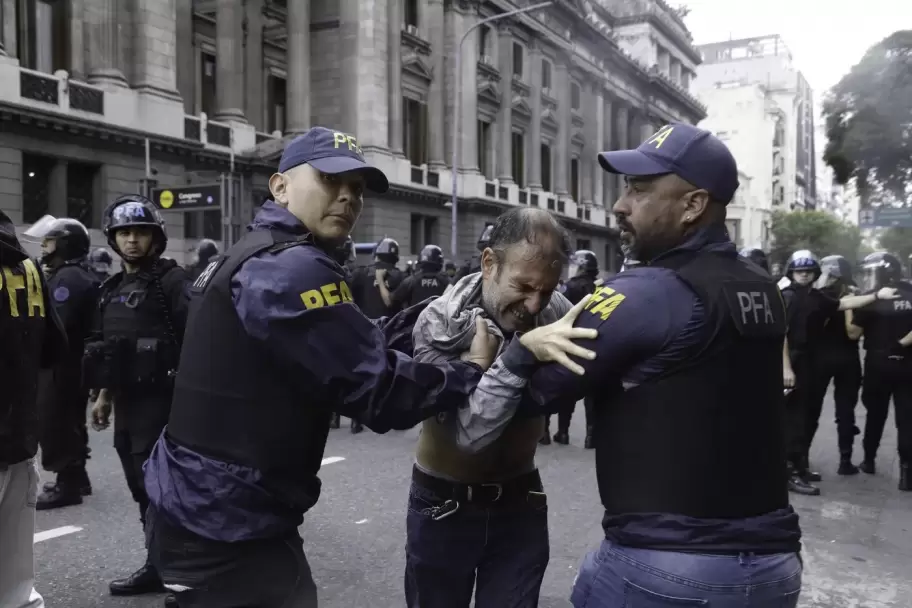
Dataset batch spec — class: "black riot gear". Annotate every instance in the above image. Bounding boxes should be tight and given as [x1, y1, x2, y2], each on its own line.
[374, 237, 400, 268]
[332, 236, 355, 267]
[861, 251, 902, 292]
[418, 244, 444, 272]
[89, 248, 114, 277]
[477, 224, 494, 251]
[821, 255, 854, 285]
[42, 218, 91, 265]
[569, 250, 599, 276]
[196, 239, 220, 265]
[785, 249, 821, 280]
[739, 247, 769, 273]
[103, 195, 167, 260]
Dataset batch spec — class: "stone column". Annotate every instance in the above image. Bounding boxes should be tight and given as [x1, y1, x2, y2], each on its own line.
[175, 0, 195, 113]
[528, 42, 543, 190]
[286, 0, 310, 133]
[69, 0, 85, 78]
[1, 0, 16, 58]
[214, 0, 245, 121]
[580, 81, 596, 205]
[639, 115, 654, 143]
[387, 0, 404, 155]
[132, 0, 181, 98]
[87, 0, 127, 87]
[427, 0, 446, 168]
[339, 1, 359, 134]
[554, 53, 571, 196]
[456, 6, 479, 172]
[244, 0, 264, 129]
[602, 98, 613, 205]
[593, 86, 604, 206]
[496, 23, 514, 184]
[0, 0, 5, 56]
[614, 104, 629, 196]
[48, 162, 68, 217]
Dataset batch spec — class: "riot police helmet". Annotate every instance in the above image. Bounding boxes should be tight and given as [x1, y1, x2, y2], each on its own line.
[476, 224, 494, 252]
[26, 216, 90, 265]
[785, 249, 820, 283]
[820, 254, 855, 285]
[102, 195, 167, 260]
[569, 250, 599, 276]
[89, 247, 114, 275]
[418, 244, 444, 271]
[331, 236, 355, 266]
[861, 251, 902, 292]
[196, 238, 220, 265]
[738, 247, 769, 272]
[373, 237, 400, 267]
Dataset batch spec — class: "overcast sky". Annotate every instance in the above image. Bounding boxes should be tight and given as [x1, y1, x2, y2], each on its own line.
[679, 0, 912, 96]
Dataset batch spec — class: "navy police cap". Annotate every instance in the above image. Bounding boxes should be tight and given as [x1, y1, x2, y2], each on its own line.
[279, 126, 390, 194]
[598, 123, 740, 204]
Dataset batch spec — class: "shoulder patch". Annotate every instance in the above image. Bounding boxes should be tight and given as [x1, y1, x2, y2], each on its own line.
[53, 285, 70, 302]
[583, 284, 627, 322]
[192, 258, 224, 292]
[722, 282, 786, 337]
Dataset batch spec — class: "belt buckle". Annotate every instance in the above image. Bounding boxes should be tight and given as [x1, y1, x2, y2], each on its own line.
[467, 483, 503, 503]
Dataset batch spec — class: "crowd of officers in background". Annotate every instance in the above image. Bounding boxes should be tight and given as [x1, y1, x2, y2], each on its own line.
[5, 195, 912, 605]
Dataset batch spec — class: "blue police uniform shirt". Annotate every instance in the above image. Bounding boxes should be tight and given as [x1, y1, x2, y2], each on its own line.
[515, 224, 799, 551]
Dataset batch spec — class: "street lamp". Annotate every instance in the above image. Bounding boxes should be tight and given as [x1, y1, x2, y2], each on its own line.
[449, 0, 553, 261]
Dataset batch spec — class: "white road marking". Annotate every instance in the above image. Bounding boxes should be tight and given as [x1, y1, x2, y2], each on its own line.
[321, 456, 345, 466]
[34, 525, 83, 544]
[355, 519, 368, 525]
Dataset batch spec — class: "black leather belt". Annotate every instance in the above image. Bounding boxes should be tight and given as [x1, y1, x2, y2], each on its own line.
[411, 466, 543, 506]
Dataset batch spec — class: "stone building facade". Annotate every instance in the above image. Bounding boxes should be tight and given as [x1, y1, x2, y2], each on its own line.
[0, 0, 704, 268]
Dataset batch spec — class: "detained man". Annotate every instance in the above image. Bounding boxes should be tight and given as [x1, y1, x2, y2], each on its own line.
[404, 207, 596, 607]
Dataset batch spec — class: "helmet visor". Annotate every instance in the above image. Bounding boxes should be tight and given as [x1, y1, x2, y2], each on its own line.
[22, 215, 58, 241]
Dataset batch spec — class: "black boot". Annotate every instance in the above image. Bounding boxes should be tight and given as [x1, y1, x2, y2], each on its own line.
[899, 464, 911, 492]
[787, 463, 820, 496]
[37, 470, 84, 511]
[584, 426, 594, 450]
[800, 455, 822, 482]
[539, 418, 551, 445]
[553, 430, 570, 445]
[164, 593, 180, 608]
[860, 455, 876, 475]
[350, 418, 363, 434]
[75, 467, 92, 496]
[837, 453, 859, 476]
[329, 413, 340, 429]
[109, 563, 164, 596]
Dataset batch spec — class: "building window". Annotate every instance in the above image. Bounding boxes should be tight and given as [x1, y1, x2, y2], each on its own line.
[200, 52, 217, 116]
[402, 97, 428, 166]
[17, 0, 70, 73]
[404, 0, 419, 28]
[512, 42, 524, 79]
[571, 83, 581, 110]
[511, 132, 525, 188]
[266, 75, 286, 134]
[570, 157, 580, 201]
[184, 210, 222, 241]
[541, 143, 552, 191]
[21, 154, 55, 224]
[479, 27, 492, 60]
[577, 238, 591, 251]
[541, 59, 552, 90]
[410, 214, 439, 254]
[66, 162, 98, 227]
[477, 120, 493, 179]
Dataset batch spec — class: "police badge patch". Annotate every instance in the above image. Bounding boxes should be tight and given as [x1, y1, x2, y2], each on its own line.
[53, 285, 70, 302]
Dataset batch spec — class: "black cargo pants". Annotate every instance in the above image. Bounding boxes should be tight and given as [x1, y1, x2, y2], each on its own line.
[805, 347, 862, 455]
[861, 354, 912, 464]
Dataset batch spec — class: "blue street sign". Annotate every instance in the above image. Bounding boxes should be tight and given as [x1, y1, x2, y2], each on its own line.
[859, 207, 912, 228]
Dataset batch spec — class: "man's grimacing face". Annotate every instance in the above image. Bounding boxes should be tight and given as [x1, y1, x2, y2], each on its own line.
[612, 174, 710, 263]
[269, 164, 365, 243]
[480, 240, 563, 333]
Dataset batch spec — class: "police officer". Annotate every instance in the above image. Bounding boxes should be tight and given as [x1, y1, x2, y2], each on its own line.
[24, 218, 100, 510]
[849, 252, 912, 490]
[445, 261, 457, 283]
[739, 247, 770, 273]
[88, 247, 114, 281]
[0, 209, 66, 608]
[350, 237, 403, 319]
[185, 238, 220, 282]
[391, 244, 449, 308]
[84, 195, 190, 599]
[141, 126, 496, 605]
[804, 255, 863, 476]
[452, 224, 494, 283]
[779, 250, 892, 496]
[551, 249, 600, 448]
[329, 236, 357, 430]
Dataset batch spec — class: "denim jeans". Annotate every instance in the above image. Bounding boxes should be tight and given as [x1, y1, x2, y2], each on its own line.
[571, 540, 801, 607]
[404, 480, 550, 608]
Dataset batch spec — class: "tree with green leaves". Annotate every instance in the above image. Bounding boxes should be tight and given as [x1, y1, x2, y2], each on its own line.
[823, 30, 912, 206]
[878, 227, 912, 262]
[769, 210, 864, 266]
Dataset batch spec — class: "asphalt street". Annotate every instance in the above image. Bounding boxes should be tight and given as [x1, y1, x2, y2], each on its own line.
[33, 393, 912, 608]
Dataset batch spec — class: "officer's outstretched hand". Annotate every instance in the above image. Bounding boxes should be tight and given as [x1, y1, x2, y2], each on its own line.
[91, 395, 112, 431]
[461, 316, 497, 370]
[519, 295, 598, 375]
[877, 287, 900, 300]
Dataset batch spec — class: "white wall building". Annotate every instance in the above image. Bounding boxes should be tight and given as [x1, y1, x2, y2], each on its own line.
[693, 35, 817, 250]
